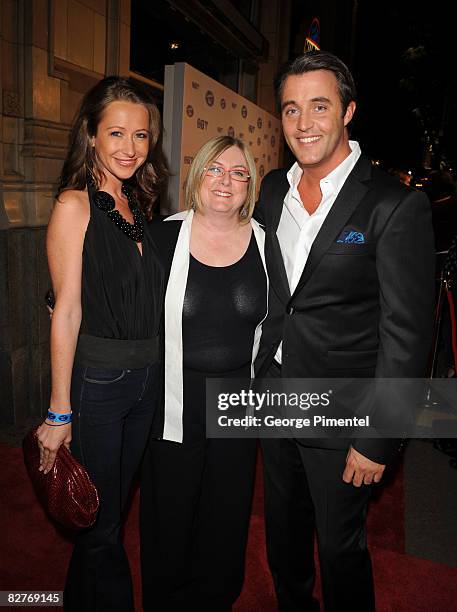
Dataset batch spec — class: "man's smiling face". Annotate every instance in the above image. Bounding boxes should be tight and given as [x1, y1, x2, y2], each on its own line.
[281, 69, 356, 175]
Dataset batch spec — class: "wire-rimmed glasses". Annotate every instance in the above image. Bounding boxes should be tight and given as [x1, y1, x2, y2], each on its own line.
[203, 165, 251, 182]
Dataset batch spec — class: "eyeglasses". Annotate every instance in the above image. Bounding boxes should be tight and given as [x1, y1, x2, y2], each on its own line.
[203, 165, 251, 182]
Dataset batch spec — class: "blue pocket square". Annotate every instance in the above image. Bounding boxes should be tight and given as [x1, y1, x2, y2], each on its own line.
[336, 229, 365, 244]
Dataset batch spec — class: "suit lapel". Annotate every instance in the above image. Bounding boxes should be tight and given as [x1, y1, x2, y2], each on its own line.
[266, 177, 291, 305]
[291, 155, 372, 298]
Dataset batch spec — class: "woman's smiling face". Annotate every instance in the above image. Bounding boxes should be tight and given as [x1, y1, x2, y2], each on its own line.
[91, 100, 150, 183]
[199, 146, 250, 217]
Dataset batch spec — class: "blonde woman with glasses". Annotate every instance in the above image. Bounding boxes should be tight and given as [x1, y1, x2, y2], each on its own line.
[140, 135, 268, 611]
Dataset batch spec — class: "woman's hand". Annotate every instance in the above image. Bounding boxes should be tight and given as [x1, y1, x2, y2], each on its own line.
[36, 421, 72, 474]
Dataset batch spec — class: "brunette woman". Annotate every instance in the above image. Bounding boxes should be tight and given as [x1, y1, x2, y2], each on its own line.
[36, 77, 166, 612]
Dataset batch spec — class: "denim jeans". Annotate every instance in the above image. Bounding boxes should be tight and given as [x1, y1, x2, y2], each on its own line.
[64, 362, 161, 612]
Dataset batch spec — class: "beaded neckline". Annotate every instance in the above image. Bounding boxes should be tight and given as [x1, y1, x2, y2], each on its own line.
[92, 184, 144, 243]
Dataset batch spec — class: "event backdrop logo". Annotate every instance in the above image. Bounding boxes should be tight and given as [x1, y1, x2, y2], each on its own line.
[205, 90, 214, 106]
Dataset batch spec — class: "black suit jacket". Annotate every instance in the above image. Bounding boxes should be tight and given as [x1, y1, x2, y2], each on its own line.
[254, 154, 435, 463]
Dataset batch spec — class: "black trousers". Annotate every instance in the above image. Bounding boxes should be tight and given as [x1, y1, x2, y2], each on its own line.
[64, 362, 160, 612]
[261, 436, 375, 612]
[140, 366, 257, 612]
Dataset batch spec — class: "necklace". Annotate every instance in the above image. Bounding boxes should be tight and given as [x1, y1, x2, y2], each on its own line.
[93, 184, 144, 242]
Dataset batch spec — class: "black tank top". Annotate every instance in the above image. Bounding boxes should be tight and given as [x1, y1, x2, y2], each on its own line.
[182, 234, 267, 372]
[80, 184, 164, 340]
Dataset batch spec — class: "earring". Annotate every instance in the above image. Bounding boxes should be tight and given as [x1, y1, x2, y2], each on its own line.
[240, 206, 248, 219]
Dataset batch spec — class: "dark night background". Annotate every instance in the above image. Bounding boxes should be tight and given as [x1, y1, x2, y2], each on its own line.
[131, 0, 456, 176]
[352, 0, 456, 174]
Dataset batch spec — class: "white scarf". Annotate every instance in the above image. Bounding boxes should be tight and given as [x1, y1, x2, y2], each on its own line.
[163, 209, 268, 442]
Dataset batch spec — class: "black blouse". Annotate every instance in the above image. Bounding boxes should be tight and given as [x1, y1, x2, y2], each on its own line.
[79, 184, 164, 340]
[182, 234, 267, 372]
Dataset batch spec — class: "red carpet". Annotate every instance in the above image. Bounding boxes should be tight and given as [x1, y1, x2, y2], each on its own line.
[1, 443, 457, 611]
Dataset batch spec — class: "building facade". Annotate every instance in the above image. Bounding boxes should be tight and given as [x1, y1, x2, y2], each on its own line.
[0, 0, 293, 424]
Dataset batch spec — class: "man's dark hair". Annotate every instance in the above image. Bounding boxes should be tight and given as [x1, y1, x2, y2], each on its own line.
[274, 51, 357, 114]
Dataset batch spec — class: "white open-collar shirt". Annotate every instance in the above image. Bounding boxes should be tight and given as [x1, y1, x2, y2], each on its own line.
[275, 140, 361, 363]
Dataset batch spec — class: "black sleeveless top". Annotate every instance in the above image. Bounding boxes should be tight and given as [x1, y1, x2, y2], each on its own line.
[80, 184, 164, 340]
[182, 234, 267, 372]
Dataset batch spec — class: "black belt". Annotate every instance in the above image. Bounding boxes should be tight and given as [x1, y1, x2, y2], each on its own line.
[75, 333, 160, 370]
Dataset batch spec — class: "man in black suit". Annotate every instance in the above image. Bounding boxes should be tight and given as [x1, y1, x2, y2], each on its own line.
[254, 51, 435, 611]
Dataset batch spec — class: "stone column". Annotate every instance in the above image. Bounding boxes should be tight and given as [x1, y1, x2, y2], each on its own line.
[257, 0, 292, 116]
[257, 0, 292, 166]
[1, 0, 59, 425]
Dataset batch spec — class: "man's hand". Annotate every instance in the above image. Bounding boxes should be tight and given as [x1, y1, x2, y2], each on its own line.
[342, 446, 385, 487]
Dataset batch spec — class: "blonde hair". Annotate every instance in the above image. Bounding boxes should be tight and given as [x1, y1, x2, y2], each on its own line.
[185, 136, 257, 224]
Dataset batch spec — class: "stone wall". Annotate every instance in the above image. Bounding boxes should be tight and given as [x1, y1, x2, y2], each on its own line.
[0, 226, 50, 423]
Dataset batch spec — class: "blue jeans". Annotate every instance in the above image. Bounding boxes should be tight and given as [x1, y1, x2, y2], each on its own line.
[64, 362, 161, 612]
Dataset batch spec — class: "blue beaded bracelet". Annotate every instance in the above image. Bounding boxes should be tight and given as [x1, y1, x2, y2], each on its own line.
[46, 410, 72, 424]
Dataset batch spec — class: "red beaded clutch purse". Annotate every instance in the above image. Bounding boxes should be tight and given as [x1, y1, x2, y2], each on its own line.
[23, 427, 99, 530]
